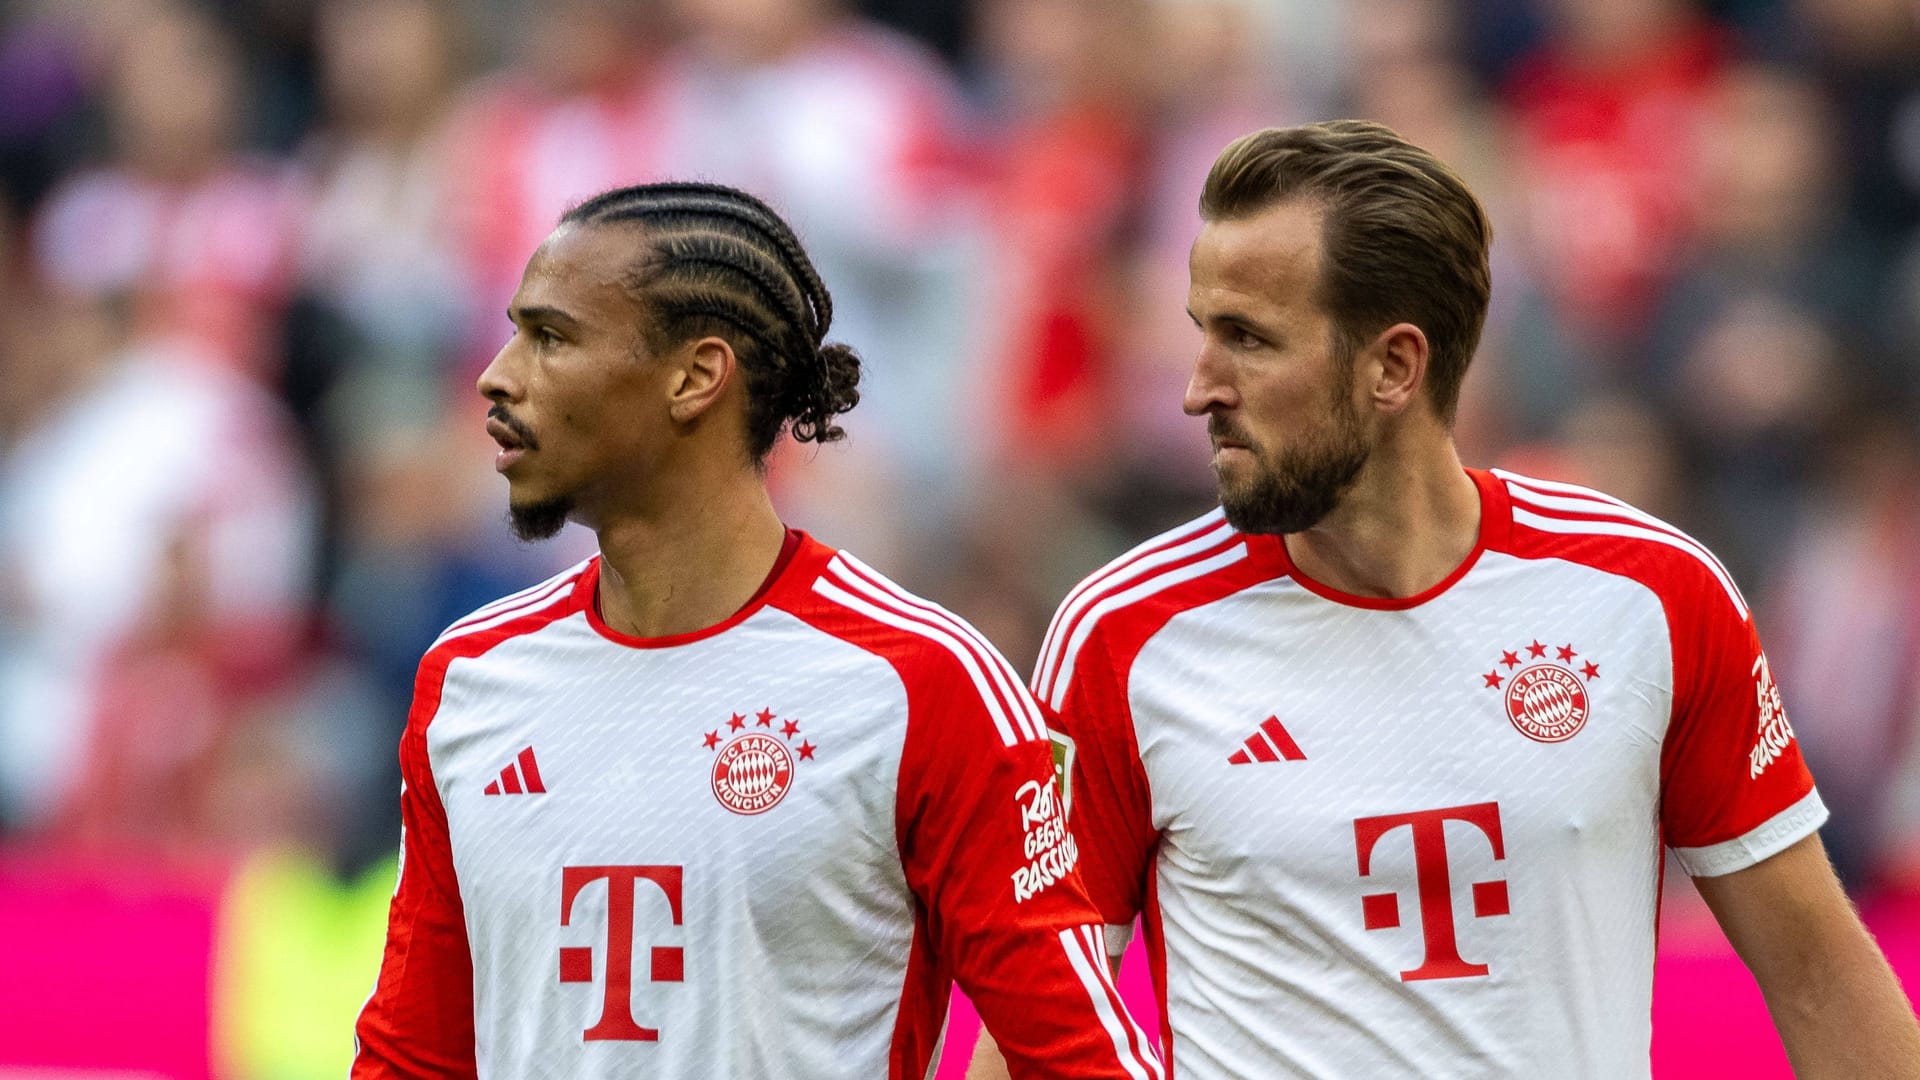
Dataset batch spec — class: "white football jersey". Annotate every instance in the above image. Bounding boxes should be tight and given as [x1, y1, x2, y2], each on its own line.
[1035, 469, 1824, 1078]
[353, 532, 1161, 1079]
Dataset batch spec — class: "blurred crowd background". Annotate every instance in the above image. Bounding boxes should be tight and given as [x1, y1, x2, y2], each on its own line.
[0, 0, 1917, 1073]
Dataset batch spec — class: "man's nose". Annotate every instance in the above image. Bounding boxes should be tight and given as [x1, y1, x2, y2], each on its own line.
[1183, 345, 1237, 417]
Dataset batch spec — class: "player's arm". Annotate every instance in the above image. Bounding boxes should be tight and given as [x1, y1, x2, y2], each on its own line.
[351, 670, 478, 1078]
[1693, 833, 1920, 1077]
[898, 644, 1159, 1080]
[968, 630, 1160, 1080]
[1661, 576, 1918, 1075]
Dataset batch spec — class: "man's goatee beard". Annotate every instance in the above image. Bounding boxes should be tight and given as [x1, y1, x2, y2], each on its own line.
[508, 496, 573, 542]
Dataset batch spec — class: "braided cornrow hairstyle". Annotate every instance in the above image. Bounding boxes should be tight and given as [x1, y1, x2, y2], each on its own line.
[560, 182, 862, 462]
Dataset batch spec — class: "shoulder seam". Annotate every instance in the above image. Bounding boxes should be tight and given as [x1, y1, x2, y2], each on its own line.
[1033, 511, 1233, 703]
[427, 569, 585, 654]
[1035, 533, 1252, 710]
[433, 557, 593, 644]
[809, 553, 1045, 748]
[1496, 471, 1747, 618]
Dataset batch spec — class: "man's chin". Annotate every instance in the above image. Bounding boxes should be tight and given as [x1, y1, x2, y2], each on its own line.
[507, 496, 574, 542]
[1219, 479, 1342, 536]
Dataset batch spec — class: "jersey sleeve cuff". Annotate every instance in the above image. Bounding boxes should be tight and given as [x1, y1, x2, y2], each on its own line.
[1671, 788, 1829, 878]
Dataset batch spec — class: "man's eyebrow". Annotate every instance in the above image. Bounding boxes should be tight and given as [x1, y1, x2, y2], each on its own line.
[507, 304, 580, 328]
[1191, 308, 1263, 332]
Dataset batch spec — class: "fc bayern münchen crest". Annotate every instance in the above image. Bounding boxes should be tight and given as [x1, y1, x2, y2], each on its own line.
[702, 708, 816, 815]
[1480, 640, 1601, 743]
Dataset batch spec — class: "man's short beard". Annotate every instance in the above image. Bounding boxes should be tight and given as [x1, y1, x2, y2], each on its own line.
[1217, 348, 1372, 536]
[1219, 415, 1369, 535]
[507, 496, 574, 542]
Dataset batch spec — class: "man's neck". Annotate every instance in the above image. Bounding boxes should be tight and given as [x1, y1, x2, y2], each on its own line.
[591, 477, 788, 640]
[1283, 434, 1481, 601]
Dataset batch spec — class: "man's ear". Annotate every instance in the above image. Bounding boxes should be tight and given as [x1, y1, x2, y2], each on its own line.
[1368, 322, 1428, 416]
[666, 336, 737, 424]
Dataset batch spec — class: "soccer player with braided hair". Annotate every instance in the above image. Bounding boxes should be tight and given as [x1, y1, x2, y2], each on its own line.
[353, 182, 1158, 1077]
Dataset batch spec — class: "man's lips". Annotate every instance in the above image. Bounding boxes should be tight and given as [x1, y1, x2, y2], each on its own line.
[1205, 417, 1251, 449]
[486, 409, 536, 472]
[1208, 422, 1252, 453]
[486, 417, 525, 450]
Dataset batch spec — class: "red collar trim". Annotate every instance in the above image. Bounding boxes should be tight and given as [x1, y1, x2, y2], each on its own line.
[1266, 468, 1504, 611]
[580, 528, 816, 649]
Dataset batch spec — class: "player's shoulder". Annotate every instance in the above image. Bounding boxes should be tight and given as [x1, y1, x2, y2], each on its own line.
[1492, 468, 1749, 620]
[402, 558, 594, 734]
[794, 546, 1048, 748]
[799, 546, 1009, 682]
[425, 556, 596, 656]
[1033, 506, 1265, 707]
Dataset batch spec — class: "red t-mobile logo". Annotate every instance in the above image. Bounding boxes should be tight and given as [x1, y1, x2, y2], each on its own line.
[559, 865, 684, 1041]
[1354, 802, 1509, 981]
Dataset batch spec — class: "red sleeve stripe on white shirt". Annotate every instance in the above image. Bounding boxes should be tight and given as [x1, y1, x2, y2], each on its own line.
[444, 574, 563, 631]
[812, 559, 1037, 747]
[1059, 924, 1163, 1080]
[1498, 471, 1739, 581]
[431, 559, 592, 646]
[1498, 473, 1748, 618]
[428, 570, 584, 651]
[1034, 511, 1232, 700]
[831, 552, 1048, 743]
[1037, 538, 1250, 710]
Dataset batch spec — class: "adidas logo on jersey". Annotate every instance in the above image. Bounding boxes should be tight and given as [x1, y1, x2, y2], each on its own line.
[1228, 716, 1306, 764]
[483, 746, 547, 795]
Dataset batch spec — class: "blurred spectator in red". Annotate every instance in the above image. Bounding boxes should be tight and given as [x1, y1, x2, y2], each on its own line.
[931, 0, 1158, 645]
[651, 0, 982, 571]
[441, 0, 666, 363]
[1503, 0, 1731, 351]
[0, 298, 314, 841]
[29, 2, 301, 376]
[971, 0, 1152, 477]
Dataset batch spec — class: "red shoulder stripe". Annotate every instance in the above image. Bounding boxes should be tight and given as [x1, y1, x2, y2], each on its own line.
[1036, 533, 1252, 710]
[830, 553, 1045, 742]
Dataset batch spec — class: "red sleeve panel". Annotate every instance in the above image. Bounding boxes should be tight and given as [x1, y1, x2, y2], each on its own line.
[1031, 512, 1280, 933]
[1496, 470, 1824, 878]
[351, 646, 479, 1078]
[351, 567, 590, 1076]
[789, 551, 1162, 1080]
[1657, 592, 1823, 875]
[1039, 629, 1156, 930]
